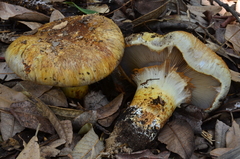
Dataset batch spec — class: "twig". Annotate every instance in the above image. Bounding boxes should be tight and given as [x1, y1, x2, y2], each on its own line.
[213, 0, 240, 23]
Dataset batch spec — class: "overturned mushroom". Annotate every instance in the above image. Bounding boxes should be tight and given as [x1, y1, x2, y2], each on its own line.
[106, 31, 231, 153]
[5, 14, 125, 89]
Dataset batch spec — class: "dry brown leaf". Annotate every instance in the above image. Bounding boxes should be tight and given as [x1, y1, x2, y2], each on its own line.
[50, 9, 65, 22]
[97, 93, 123, 119]
[1, 113, 24, 141]
[225, 24, 240, 52]
[0, 84, 28, 140]
[39, 87, 68, 107]
[30, 97, 67, 141]
[84, 91, 109, 110]
[48, 105, 83, 119]
[115, 149, 170, 159]
[60, 120, 73, 146]
[16, 135, 40, 159]
[10, 100, 55, 134]
[187, 5, 222, 17]
[132, 0, 170, 26]
[18, 21, 42, 30]
[218, 146, 240, 159]
[73, 93, 123, 129]
[215, 120, 230, 148]
[230, 70, 240, 82]
[71, 127, 104, 159]
[158, 119, 195, 159]
[226, 119, 240, 148]
[87, 4, 109, 13]
[173, 104, 203, 134]
[40, 139, 66, 158]
[210, 148, 234, 157]
[0, 62, 20, 81]
[0, 2, 49, 22]
[12, 81, 52, 98]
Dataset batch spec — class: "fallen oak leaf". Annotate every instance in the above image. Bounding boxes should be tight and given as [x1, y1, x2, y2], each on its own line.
[158, 119, 195, 159]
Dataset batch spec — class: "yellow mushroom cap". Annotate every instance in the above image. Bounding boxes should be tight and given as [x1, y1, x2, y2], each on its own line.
[5, 14, 125, 87]
[120, 31, 231, 112]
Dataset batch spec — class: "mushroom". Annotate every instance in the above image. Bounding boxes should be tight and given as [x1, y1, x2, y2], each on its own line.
[5, 14, 125, 89]
[106, 31, 231, 153]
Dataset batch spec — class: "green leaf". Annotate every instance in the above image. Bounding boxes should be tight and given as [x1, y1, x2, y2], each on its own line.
[64, 2, 98, 14]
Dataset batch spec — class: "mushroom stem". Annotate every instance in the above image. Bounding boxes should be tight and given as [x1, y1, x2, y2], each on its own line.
[106, 62, 191, 153]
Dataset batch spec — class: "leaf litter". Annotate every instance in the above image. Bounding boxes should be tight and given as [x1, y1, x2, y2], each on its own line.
[1, 0, 240, 158]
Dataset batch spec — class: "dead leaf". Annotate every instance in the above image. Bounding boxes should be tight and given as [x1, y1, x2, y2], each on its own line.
[18, 21, 42, 30]
[132, 0, 170, 26]
[84, 91, 109, 110]
[12, 81, 52, 98]
[210, 147, 234, 157]
[39, 87, 68, 107]
[48, 105, 83, 119]
[27, 96, 67, 141]
[226, 119, 240, 148]
[218, 146, 240, 159]
[60, 120, 73, 146]
[1, 113, 24, 141]
[230, 70, 240, 82]
[0, 62, 20, 81]
[71, 127, 104, 159]
[16, 133, 40, 159]
[40, 139, 66, 158]
[0, 84, 28, 140]
[173, 104, 204, 134]
[215, 119, 230, 148]
[115, 149, 170, 159]
[73, 93, 123, 129]
[97, 93, 123, 119]
[87, 4, 109, 13]
[158, 119, 195, 159]
[10, 100, 55, 134]
[0, 2, 49, 22]
[50, 9, 65, 22]
[225, 24, 240, 53]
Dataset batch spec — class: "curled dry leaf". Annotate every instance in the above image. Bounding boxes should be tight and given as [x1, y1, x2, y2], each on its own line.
[158, 119, 195, 159]
[71, 127, 104, 159]
[17, 21, 42, 30]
